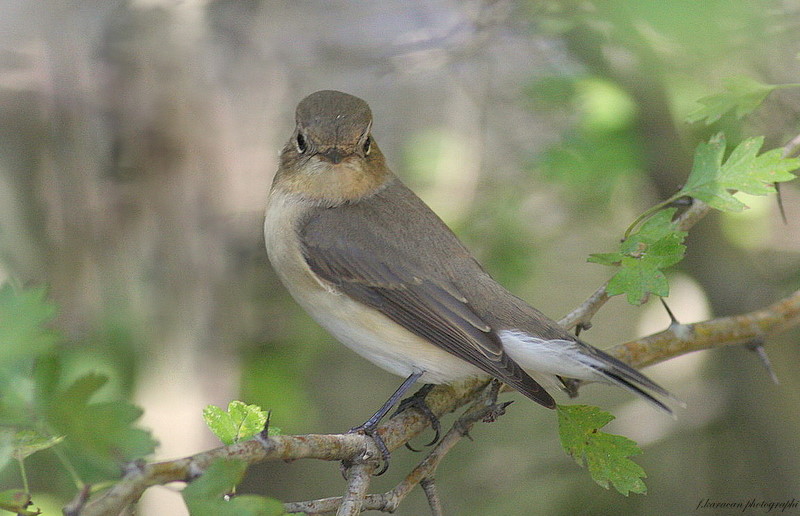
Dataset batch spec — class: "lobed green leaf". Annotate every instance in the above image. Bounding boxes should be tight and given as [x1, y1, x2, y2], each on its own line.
[557, 404, 647, 496]
[203, 401, 269, 446]
[686, 76, 777, 124]
[681, 134, 799, 212]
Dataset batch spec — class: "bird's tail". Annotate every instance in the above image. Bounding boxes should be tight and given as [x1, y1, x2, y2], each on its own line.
[499, 330, 681, 415]
[576, 340, 682, 416]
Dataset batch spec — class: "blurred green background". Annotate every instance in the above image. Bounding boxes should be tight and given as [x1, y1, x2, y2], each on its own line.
[1, 1, 800, 514]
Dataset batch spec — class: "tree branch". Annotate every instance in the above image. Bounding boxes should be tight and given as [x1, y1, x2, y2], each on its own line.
[608, 288, 800, 370]
[71, 287, 800, 515]
[284, 381, 509, 514]
[337, 462, 373, 516]
[73, 380, 490, 516]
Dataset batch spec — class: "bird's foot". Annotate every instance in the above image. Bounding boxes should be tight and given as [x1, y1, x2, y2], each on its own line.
[346, 421, 391, 476]
[390, 383, 441, 450]
[342, 372, 424, 476]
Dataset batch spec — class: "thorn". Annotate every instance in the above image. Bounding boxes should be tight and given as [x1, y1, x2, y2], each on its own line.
[263, 410, 272, 436]
[575, 321, 592, 337]
[775, 183, 788, 224]
[255, 411, 273, 449]
[745, 341, 780, 385]
[660, 298, 680, 325]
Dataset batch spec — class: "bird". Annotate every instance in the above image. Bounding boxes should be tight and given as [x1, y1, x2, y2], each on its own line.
[264, 90, 673, 451]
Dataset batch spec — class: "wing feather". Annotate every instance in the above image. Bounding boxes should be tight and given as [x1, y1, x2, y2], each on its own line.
[301, 229, 554, 408]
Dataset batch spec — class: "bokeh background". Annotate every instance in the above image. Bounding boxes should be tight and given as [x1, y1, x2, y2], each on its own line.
[2, 1, 800, 514]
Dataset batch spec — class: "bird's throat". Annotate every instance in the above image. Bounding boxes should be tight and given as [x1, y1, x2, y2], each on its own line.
[274, 157, 391, 206]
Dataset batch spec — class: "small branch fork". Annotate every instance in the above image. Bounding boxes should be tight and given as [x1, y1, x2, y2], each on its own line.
[559, 198, 711, 333]
[285, 381, 509, 515]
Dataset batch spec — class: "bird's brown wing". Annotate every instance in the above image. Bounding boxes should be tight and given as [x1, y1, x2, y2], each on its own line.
[300, 218, 555, 409]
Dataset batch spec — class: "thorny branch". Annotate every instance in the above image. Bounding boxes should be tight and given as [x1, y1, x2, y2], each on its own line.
[68, 287, 800, 516]
[608, 288, 800, 370]
[284, 381, 508, 515]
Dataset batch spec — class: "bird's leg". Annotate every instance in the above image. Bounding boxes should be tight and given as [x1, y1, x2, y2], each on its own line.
[391, 384, 441, 450]
[347, 371, 423, 475]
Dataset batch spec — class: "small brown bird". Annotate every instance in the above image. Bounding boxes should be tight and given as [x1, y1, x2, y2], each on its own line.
[265, 90, 672, 441]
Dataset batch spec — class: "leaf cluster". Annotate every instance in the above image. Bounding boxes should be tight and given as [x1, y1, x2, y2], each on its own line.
[0, 284, 157, 511]
[591, 132, 798, 305]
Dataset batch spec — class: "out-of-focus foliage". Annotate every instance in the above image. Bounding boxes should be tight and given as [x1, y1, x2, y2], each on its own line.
[0, 286, 58, 367]
[0, 285, 156, 505]
[686, 77, 782, 125]
[182, 459, 284, 516]
[537, 79, 645, 205]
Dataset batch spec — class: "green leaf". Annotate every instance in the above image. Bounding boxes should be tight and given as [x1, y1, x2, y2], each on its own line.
[681, 134, 799, 212]
[686, 77, 777, 124]
[557, 404, 647, 496]
[11, 430, 65, 461]
[594, 209, 686, 305]
[0, 489, 40, 515]
[47, 372, 158, 481]
[587, 252, 622, 266]
[0, 284, 59, 366]
[619, 208, 683, 252]
[203, 401, 269, 446]
[607, 258, 669, 305]
[182, 459, 285, 516]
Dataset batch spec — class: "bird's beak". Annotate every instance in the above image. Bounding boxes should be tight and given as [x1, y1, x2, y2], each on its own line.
[317, 148, 347, 165]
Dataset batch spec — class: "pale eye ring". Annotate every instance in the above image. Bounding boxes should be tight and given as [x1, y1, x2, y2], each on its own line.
[296, 132, 308, 153]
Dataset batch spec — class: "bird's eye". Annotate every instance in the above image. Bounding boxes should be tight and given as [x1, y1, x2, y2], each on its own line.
[295, 132, 308, 153]
[363, 136, 371, 156]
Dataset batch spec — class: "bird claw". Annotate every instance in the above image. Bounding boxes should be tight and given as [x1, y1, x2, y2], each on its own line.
[390, 384, 441, 450]
[346, 423, 391, 476]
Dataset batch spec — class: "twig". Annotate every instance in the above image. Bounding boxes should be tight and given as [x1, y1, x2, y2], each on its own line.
[76, 380, 490, 516]
[77, 432, 380, 516]
[781, 132, 800, 159]
[674, 199, 711, 232]
[420, 478, 443, 516]
[559, 284, 609, 332]
[337, 462, 373, 516]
